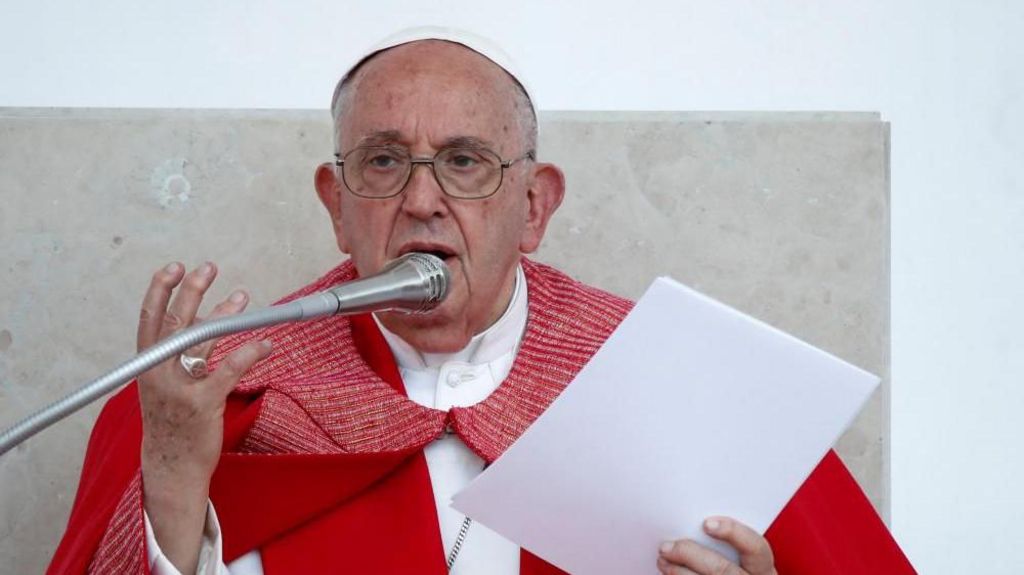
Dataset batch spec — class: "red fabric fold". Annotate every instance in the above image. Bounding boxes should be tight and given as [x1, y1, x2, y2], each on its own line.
[212, 449, 424, 562]
[767, 451, 916, 573]
[48, 383, 145, 575]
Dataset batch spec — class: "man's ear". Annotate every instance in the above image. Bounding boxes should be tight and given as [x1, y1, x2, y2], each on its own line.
[314, 163, 351, 253]
[519, 162, 566, 254]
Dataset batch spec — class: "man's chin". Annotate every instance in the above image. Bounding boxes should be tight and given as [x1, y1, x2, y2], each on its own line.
[376, 308, 473, 353]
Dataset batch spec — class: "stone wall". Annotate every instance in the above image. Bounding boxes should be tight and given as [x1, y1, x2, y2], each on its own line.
[0, 109, 889, 573]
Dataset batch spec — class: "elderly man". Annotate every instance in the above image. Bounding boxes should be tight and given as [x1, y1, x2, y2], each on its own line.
[50, 29, 913, 575]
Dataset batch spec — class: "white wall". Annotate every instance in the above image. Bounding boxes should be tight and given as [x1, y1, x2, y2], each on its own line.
[2, 1, 1021, 572]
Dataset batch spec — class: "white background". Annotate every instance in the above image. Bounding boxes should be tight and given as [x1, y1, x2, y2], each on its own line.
[2, 1, 1022, 572]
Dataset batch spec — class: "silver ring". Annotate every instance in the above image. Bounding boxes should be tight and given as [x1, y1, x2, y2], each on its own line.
[179, 354, 209, 379]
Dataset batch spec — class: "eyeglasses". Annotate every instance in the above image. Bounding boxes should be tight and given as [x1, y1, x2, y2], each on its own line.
[334, 146, 535, 200]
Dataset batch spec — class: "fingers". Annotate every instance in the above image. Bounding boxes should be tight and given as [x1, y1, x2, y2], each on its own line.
[704, 517, 775, 574]
[136, 261, 263, 392]
[657, 555, 699, 574]
[188, 290, 250, 359]
[162, 262, 218, 339]
[658, 517, 776, 575]
[209, 339, 273, 395]
[138, 263, 185, 352]
[659, 539, 743, 575]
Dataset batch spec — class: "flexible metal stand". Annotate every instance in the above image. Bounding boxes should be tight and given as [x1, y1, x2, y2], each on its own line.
[0, 252, 448, 456]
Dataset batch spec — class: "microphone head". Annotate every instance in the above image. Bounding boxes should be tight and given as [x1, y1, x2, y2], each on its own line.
[323, 252, 451, 316]
[378, 252, 451, 313]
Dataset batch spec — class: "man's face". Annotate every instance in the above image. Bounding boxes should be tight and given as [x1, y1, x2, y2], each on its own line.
[316, 41, 563, 353]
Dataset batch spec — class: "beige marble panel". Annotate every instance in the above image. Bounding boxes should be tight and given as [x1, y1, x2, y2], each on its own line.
[0, 109, 888, 573]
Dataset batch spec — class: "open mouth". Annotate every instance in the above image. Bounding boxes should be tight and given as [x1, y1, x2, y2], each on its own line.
[398, 243, 457, 263]
[423, 249, 455, 262]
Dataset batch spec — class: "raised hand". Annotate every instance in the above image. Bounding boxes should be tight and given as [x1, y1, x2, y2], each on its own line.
[137, 262, 273, 574]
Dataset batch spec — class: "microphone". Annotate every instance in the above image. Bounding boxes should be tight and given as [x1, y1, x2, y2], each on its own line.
[0, 253, 450, 456]
[304, 251, 451, 318]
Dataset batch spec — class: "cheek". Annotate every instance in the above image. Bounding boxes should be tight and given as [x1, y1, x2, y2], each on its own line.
[339, 201, 395, 263]
[458, 200, 527, 266]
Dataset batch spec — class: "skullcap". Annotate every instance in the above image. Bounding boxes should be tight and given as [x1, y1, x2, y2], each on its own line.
[334, 26, 535, 112]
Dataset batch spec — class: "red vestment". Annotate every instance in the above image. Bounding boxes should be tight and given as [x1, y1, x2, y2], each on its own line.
[50, 258, 915, 574]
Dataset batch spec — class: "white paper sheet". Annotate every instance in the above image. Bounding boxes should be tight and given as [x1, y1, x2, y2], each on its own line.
[451, 276, 879, 574]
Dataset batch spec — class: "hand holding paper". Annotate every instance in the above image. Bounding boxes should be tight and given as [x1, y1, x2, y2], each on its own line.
[658, 516, 777, 574]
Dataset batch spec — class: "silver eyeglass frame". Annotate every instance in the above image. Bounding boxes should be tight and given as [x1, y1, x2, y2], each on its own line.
[333, 146, 536, 200]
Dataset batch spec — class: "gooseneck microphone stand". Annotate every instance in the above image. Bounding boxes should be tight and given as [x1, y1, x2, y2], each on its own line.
[0, 253, 449, 456]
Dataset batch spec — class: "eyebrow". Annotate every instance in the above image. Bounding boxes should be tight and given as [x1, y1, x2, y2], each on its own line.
[353, 132, 498, 151]
[440, 136, 496, 150]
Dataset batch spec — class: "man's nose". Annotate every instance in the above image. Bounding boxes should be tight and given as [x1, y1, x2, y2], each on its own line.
[400, 162, 449, 219]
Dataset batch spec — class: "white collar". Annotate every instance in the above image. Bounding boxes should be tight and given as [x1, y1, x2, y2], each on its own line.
[375, 264, 528, 370]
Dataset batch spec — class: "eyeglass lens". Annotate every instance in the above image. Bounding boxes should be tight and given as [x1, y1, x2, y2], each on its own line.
[342, 146, 503, 198]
